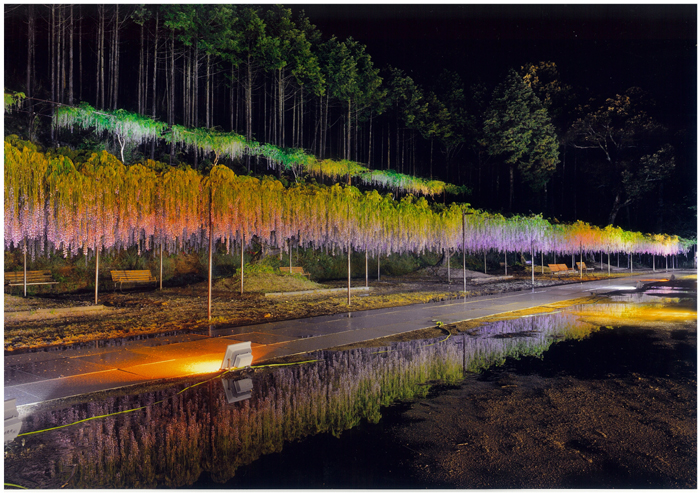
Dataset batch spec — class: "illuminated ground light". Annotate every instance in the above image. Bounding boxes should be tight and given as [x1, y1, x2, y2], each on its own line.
[221, 341, 254, 370]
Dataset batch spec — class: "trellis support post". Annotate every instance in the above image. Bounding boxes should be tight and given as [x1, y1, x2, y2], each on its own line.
[95, 245, 100, 305]
[531, 241, 534, 289]
[208, 188, 213, 321]
[347, 243, 351, 306]
[447, 249, 451, 284]
[365, 250, 368, 288]
[462, 212, 466, 297]
[160, 243, 163, 290]
[23, 242, 27, 298]
[240, 234, 245, 296]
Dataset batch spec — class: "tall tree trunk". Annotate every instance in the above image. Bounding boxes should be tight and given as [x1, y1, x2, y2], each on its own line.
[138, 20, 144, 114]
[508, 162, 514, 211]
[429, 138, 434, 179]
[58, 5, 64, 103]
[50, 5, 56, 141]
[346, 99, 351, 161]
[169, 29, 175, 165]
[401, 128, 405, 173]
[61, 5, 67, 102]
[98, 5, 105, 109]
[387, 120, 390, 169]
[143, 35, 149, 115]
[292, 90, 297, 147]
[68, 5, 74, 105]
[278, 68, 284, 147]
[78, 6, 83, 101]
[354, 109, 359, 162]
[183, 48, 189, 126]
[113, 5, 120, 110]
[26, 5, 34, 102]
[245, 54, 253, 172]
[206, 54, 211, 128]
[194, 43, 199, 128]
[657, 182, 664, 233]
[151, 11, 158, 160]
[322, 92, 329, 158]
[234, 64, 236, 132]
[608, 192, 624, 226]
[107, 7, 114, 108]
[368, 110, 373, 167]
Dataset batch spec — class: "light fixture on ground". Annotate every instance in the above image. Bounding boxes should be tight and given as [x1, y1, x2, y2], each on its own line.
[221, 341, 254, 370]
[222, 378, 253, 403]
[4, 398, 22, 444]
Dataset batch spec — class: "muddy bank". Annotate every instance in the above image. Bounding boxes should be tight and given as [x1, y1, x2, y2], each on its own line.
[390, 316, 697, 488]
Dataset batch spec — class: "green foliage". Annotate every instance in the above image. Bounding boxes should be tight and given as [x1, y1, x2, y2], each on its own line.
[51, 101, 468, 197]
[444, 183, 471, 196]
[567, 87, 677, 225]
[4, 91, 26, 113]
[307, 158, 368, 180]
[4, 134, 39, 152]
[483, 69, 559, 191]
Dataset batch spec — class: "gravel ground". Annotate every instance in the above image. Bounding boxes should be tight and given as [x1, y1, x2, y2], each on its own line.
[389, 311, 697, 488]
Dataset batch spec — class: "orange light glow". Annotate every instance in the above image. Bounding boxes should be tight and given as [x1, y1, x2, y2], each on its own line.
[178, 358, 224, 375]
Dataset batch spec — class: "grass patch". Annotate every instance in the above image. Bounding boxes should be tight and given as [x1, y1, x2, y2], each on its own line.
[214, 271, 325, 294]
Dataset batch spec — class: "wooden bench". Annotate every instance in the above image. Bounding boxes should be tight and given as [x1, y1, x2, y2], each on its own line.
[111, 270, 157, 291]
[5, 270, 59, 289]
[279, 266, 310, 278]
[548, 264, 574, 276]
[576, 262, 594, 272]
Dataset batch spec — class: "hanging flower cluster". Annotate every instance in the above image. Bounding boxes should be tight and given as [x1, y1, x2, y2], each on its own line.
[5, 138, 694, 261]
[54, 103, 167, 150]
[53, 104, 464, 198]
[4, 91, 26, 114]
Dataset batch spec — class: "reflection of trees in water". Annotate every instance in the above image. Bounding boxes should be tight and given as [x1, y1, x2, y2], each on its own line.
[464, 312, 596, 371]
[9, 311, 595, 488]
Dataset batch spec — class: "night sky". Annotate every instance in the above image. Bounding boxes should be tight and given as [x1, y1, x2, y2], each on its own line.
[292, 3, 696, 132]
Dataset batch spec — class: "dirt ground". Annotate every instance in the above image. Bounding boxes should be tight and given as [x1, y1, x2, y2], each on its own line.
[4, 267, 622, 353]
[390, 313, 697, 488]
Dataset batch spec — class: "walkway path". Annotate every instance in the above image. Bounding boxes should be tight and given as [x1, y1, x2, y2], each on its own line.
[5, 271, 690, 408]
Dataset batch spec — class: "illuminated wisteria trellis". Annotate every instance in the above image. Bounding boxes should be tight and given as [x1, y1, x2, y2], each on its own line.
[52, 103, 464, 198]
[5, 95, 697, 313]
[6, 137, 693, 263]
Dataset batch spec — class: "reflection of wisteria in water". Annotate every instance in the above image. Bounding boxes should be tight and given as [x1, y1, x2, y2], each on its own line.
[6, 311, 597, 489]
[460, 312, 598, 372]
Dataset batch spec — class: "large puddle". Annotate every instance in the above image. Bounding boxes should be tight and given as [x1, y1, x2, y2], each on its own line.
[4, 284, 696, 489]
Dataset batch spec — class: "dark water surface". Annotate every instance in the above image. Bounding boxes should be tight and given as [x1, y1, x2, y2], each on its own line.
[4, 291, 696, 489]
